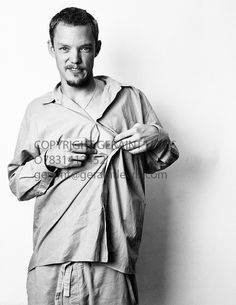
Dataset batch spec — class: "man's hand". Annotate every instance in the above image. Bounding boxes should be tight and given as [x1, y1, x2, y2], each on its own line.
[45, 137, 97, 170]
[113, 123, 160, 154]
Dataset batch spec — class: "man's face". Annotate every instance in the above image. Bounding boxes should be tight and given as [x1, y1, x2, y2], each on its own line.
[48, 22, 100, 87]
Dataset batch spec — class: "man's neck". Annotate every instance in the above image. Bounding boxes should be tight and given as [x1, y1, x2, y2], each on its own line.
[61, 76, 96, 105]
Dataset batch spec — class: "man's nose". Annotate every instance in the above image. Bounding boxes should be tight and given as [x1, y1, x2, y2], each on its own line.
[70, 49, 82, 64]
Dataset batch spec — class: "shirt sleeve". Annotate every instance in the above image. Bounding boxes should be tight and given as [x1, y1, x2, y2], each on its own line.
[7, 104, 57, 201]
[138, 90, 179, 174]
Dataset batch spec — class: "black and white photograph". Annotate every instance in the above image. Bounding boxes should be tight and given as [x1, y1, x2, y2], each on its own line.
[1, 1, 235, 304]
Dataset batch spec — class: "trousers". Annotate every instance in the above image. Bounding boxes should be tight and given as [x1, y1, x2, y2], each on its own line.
[27, 262, 139, 305]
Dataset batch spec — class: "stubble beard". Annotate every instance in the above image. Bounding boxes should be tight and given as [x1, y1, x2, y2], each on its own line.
[66, 70, 93, 88]
[66, 79, 84, 88]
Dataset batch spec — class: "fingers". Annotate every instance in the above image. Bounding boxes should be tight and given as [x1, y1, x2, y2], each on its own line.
[57, 137, 97, 154]
[71, 137, 95, 148]
[67, 137, 97, 154]
[71, 145, 97, 154]
[45, 151, 85, 169]
[65, 152, 84, 168]
[115, 140, 147, 154]
[128, 144, 147, 155]
[58, 137, 95, 150]
[66, 160, 83, 168]
[113, 128, 135, 143]
[69, 152, 87, 161]
[113, 134, 144, 150]
[113, 123, 145, 150]
[46, 141, 97, 169]
[113, 123, 160, 154]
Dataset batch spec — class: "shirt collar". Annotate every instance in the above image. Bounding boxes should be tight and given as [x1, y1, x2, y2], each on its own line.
[42, 75, 131, 106]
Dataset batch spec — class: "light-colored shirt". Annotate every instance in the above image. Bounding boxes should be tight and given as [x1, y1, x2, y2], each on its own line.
[8, 76, 179, 274]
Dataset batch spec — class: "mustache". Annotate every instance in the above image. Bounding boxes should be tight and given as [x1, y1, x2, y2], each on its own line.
[66, 65, 84, 69]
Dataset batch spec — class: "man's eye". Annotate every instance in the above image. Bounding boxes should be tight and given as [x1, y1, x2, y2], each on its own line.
[60, 47, 69, 52]
[81, 47, 91, 52]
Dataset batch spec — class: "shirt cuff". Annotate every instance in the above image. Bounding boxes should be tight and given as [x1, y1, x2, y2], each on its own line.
[149, 123, 170, 151]
[34, 152, 58, 194]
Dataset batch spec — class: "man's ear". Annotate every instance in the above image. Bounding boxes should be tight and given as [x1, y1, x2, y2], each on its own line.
[47, 40, 55, 58]
[95, 40, 102, 57]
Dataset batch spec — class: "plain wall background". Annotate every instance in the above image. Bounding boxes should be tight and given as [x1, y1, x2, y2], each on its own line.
[0, 0, 236, 304]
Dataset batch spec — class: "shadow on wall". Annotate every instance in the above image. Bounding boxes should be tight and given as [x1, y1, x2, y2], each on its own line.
[136, 148, 214, 305]
[136, 176, 174, 305]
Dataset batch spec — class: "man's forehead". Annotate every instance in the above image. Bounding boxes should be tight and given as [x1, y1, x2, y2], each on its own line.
[54, 22, 94, 43]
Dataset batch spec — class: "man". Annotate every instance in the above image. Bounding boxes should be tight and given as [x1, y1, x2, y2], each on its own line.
[8, 7, 179, 305]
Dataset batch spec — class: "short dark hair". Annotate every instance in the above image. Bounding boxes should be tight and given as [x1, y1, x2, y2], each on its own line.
[49, 7, 99, 46]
